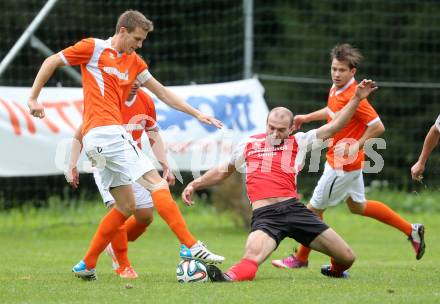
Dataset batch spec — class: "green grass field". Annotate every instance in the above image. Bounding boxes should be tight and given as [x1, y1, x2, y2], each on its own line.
[1, 199, 439, 304]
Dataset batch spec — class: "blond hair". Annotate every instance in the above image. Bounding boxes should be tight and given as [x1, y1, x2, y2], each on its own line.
[116, 10, 154, 33]
[330, 44, 363, 69]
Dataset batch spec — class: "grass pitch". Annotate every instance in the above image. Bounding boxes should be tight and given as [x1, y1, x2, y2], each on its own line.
[0, 200, 439, 304]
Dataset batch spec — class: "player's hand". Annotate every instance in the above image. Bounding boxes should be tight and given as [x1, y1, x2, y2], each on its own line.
[411, 161, 425, 182]
[334, 141, 359, 158]
[163, 167, 176, 186]
[293, 115, 307, 131]
[27, 98, 45, 118]
[196, 112, 223, 129]
[354, 79, 378, 100]
[65, 166, 80, 189]
[182, 184, 195, 206]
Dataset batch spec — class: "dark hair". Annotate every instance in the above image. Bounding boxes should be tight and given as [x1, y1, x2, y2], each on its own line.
[330, 44, 363, 69]
[116, 10, 154, 33]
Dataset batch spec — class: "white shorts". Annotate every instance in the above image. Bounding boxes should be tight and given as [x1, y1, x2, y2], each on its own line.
[93, 169, 153, 209]
[83, 125, 154, 189]
[310, 162, 366, 210]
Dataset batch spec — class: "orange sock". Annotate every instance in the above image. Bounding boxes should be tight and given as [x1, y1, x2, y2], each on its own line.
[111, 225, 130, 269]
[296, 213, 323, 262]
[151, 189, 197, 248]
[84, 208, 127, 269]
[124, 215, 148, 242]
[363, 200, 412, 236]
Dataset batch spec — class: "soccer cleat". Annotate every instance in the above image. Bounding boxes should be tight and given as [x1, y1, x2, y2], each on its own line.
[408, 223, 426, 260]
[271, 254, 308, 269]
[206, 265, 232, 282]
[72, 260, 97, 281]
[117, 265, 138, 279]
[180, 241, 225, 264]
[104, 243, 119, 270]
[320, 265, 349, 279]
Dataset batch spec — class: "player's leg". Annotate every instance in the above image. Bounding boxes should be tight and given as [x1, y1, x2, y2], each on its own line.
[272, 163, 349, 268]
[345, 172, 425, 259]
[207, 230, 277, 282]
[73, 128, 138, 280]
[137, 170, 224, 264]
[309, 227, 355, 278]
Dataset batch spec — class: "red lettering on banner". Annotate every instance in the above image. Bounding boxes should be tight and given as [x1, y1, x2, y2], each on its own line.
[73, 99, 84, 115]
[42, 101, 76, 131]
[0, 98, 21, 135]
[42, 116, 60, 133]
[12, 101, 36, 134]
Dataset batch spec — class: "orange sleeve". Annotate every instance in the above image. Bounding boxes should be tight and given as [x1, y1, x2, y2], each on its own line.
[354, 99, 380, 126]
[59, 38, 95, 66]
[136, 54, 149, 74]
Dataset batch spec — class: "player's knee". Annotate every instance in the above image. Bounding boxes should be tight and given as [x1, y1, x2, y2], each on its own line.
[342, 247, 356, 266]
[135, 208, 154, 225]
[346, 198, 365, 215]
[137, 177, 169, 192]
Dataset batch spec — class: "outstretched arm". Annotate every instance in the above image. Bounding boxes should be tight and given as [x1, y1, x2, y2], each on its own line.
[143, 77, 222, 129]
[411, 124, 440, 181]
[181, 163, 236, 206]
[316, 79, 377, 141]
[28, 54, 65, 118]
[294, 107, 328, 130]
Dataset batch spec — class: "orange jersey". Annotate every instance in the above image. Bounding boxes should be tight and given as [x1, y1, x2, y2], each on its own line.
[59, 38, 150, 136]
[122, 89, 157, 148]
[326, 78, 380, 171]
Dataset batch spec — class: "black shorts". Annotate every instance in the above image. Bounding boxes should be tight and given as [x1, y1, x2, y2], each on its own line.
[250, 198, 329, 247]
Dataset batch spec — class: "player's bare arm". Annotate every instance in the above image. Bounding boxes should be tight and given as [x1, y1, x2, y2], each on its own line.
[411, 124, 440, 181]
[65, 124, 83, 189]
[316, 79, 377, 141]
[28, 54, 65, 118]
[336, 120, 385, 157]
[294, 107, 328, 130]
[181, 163, 236, 206]
[142, 76, 222, 129]
[146, 128, 176, 186]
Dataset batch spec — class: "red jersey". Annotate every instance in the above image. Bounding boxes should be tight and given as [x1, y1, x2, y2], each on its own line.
[326, 78, 380, 171]
[230, 130, 316, 203]
[59, 38, 151, 136]
[122, 89, 157, 149]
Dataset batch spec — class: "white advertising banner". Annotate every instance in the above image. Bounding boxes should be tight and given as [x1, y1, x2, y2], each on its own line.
[0, 79, 268, 177]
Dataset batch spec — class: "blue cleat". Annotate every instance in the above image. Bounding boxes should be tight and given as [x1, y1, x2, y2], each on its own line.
[72, 260, 97, 281]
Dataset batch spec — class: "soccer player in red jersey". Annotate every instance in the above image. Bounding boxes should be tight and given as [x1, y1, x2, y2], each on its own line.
[272, 44, 425, 270]
[28, 10, 223, 280]
[411, 114, 440, 181]
[182, 79, 378, 281]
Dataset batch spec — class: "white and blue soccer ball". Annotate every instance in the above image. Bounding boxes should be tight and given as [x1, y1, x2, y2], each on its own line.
[176, 259, 208, 283]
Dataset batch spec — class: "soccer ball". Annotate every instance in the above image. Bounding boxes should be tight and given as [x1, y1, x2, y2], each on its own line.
[176, 259, 209, 283]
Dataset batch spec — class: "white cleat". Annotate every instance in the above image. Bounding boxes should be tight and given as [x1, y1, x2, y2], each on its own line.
[180, 241, 225, 264]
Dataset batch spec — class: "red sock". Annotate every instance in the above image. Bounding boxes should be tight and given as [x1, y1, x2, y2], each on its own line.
[111, 225, 130, 269]
[151, 189, 197, 247]
[225, 258, 258, 281]
[330, 258, 351, 275]
[84, 208, 127, 269]
[124, 215, 148, 242]
[363, 200, 412, 236]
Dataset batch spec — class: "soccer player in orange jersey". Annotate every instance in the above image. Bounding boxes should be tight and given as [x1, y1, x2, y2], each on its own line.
[28, 10, 224, 281]
[272, 44, 425, 269]
[411, 114, 440, 181]
[67, 82, 174, 279]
